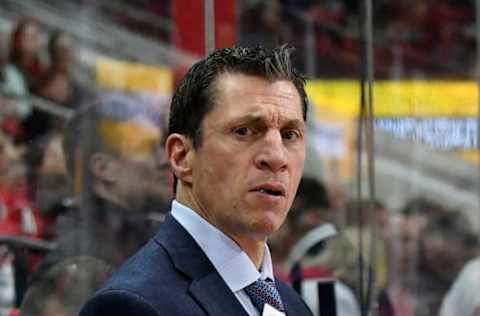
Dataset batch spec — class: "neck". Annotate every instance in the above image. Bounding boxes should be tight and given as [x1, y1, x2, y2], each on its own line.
[232, 234, 266, 269]
[176, 185, 267, 269]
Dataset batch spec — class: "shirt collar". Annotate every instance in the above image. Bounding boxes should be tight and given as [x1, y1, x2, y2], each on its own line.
[171, 200, 274, 292]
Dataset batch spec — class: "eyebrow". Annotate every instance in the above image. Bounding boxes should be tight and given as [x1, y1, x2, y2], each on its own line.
[283, 118, 306, 130]
[232, 113, 305, 131]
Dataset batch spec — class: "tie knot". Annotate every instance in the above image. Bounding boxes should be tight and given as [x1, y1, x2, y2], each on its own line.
[244, 278, 285, 313]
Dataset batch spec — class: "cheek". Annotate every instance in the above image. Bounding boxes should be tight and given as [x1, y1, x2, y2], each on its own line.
[289, 147, 305, 174]
[295, 151, 306, 174]
[200, 149, 235, 183]
[205, 165, 234, 200]
[120, 164, 147, 189]
[289, 158, 304, 196]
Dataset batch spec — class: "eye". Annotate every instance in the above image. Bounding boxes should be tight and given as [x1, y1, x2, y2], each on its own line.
[233, 127, 251, 137]
[282, 130, 300, 141]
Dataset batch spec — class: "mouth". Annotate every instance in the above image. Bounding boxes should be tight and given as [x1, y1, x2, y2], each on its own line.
[250, 183, 286, 197]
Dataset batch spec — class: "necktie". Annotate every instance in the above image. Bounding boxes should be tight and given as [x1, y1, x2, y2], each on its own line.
[244, 278, 286, 313]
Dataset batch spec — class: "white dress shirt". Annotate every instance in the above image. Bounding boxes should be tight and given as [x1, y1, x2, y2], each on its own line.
[171, 200, 275, 316]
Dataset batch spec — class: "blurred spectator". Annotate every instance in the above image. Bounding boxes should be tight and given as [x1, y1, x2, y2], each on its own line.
[0, 133, 44, 241]
[0, 20, 40, 138]
[413, 211, 478, 316]
[0, 60, 31, 137]
[35, 31, 83, 108]
[439, 257, 480, 316]
[270, 176, 332, 274]
[273, 194, 393, 315]
[8, 19, 45, 89]
[394, 198, 448, 280]
[27, 92, 172, 315]
[270, 177, 361, 315]
[288, 177, 332, 238]
[23, 132, 69, 240]
[20, 256, 112, 316]
[36, 92, 171, 271]
[389, 198, 478, 316]
[239, 0, 292, 49]
[21, 31, 89, 143]
[0, 160, 44, 239]
[0, 133, 46, 308]
[387, 198, 449, 316]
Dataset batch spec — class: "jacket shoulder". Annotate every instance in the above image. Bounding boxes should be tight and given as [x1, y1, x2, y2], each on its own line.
[81, 239, 190, 314]
[99, 239, 187, 296]
[79, 289, 159, 316]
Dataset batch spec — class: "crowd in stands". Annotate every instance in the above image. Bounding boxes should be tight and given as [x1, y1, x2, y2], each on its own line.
[1, 18, 90, 144]
[0, 3, 480, 316]
[0, 16, 172, 316]
[0, 17, 94, 316]
[30, 0, 477, 78]
[269, 181, 480, 316]
[95, 0, 478, 78]
[239, 0, 475, 78]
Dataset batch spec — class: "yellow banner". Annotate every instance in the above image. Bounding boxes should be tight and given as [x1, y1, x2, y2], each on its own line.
[96, 57, 173, 94]
[306, 79, 480, 178]
[306, 80, 479, 119]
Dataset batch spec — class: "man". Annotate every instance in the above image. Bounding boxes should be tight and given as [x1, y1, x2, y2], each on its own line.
[80, 45, 313, 315]
[30, 92, 172, 286]
[20, 93, 171, 316]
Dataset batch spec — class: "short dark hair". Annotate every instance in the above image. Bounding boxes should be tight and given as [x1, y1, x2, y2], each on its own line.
[293, 177, 331, 210]
[168, 45, 308, 148]
[289, 177, 331, 228]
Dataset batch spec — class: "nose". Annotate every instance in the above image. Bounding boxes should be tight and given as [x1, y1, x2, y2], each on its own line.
[254, 130, 288, 173]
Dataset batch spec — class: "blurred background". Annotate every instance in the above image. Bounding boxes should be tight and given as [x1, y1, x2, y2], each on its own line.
[0, 0, 479, 315]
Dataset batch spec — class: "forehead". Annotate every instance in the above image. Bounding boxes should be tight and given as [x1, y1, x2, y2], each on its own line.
[210, 73, 303, 122]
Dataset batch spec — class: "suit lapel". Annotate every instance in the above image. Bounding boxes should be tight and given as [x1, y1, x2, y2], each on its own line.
[154, 214, 249, 316]
[189, 270, 249, 316]
[276, 278, 313, 316]
[278, 284, 295, 315]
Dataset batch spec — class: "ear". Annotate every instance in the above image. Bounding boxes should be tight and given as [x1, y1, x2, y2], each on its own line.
[90, 152, 117, 183]
[165, 133, 194, 185]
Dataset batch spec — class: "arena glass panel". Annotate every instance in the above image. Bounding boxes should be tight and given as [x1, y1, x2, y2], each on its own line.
[0, 1, 479, 316]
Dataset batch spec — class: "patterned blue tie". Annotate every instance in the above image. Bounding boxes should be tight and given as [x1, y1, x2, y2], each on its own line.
[244, 278, 286, 313]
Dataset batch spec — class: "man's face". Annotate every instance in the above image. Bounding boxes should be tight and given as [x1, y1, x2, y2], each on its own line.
[100, 118, 171, 212]
[187, 73, 305, 241]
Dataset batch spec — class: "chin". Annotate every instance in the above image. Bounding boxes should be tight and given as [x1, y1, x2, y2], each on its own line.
[249, 216, 284, 239]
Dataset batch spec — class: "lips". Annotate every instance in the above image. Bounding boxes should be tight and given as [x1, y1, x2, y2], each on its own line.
[250, 182, 286, 197]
